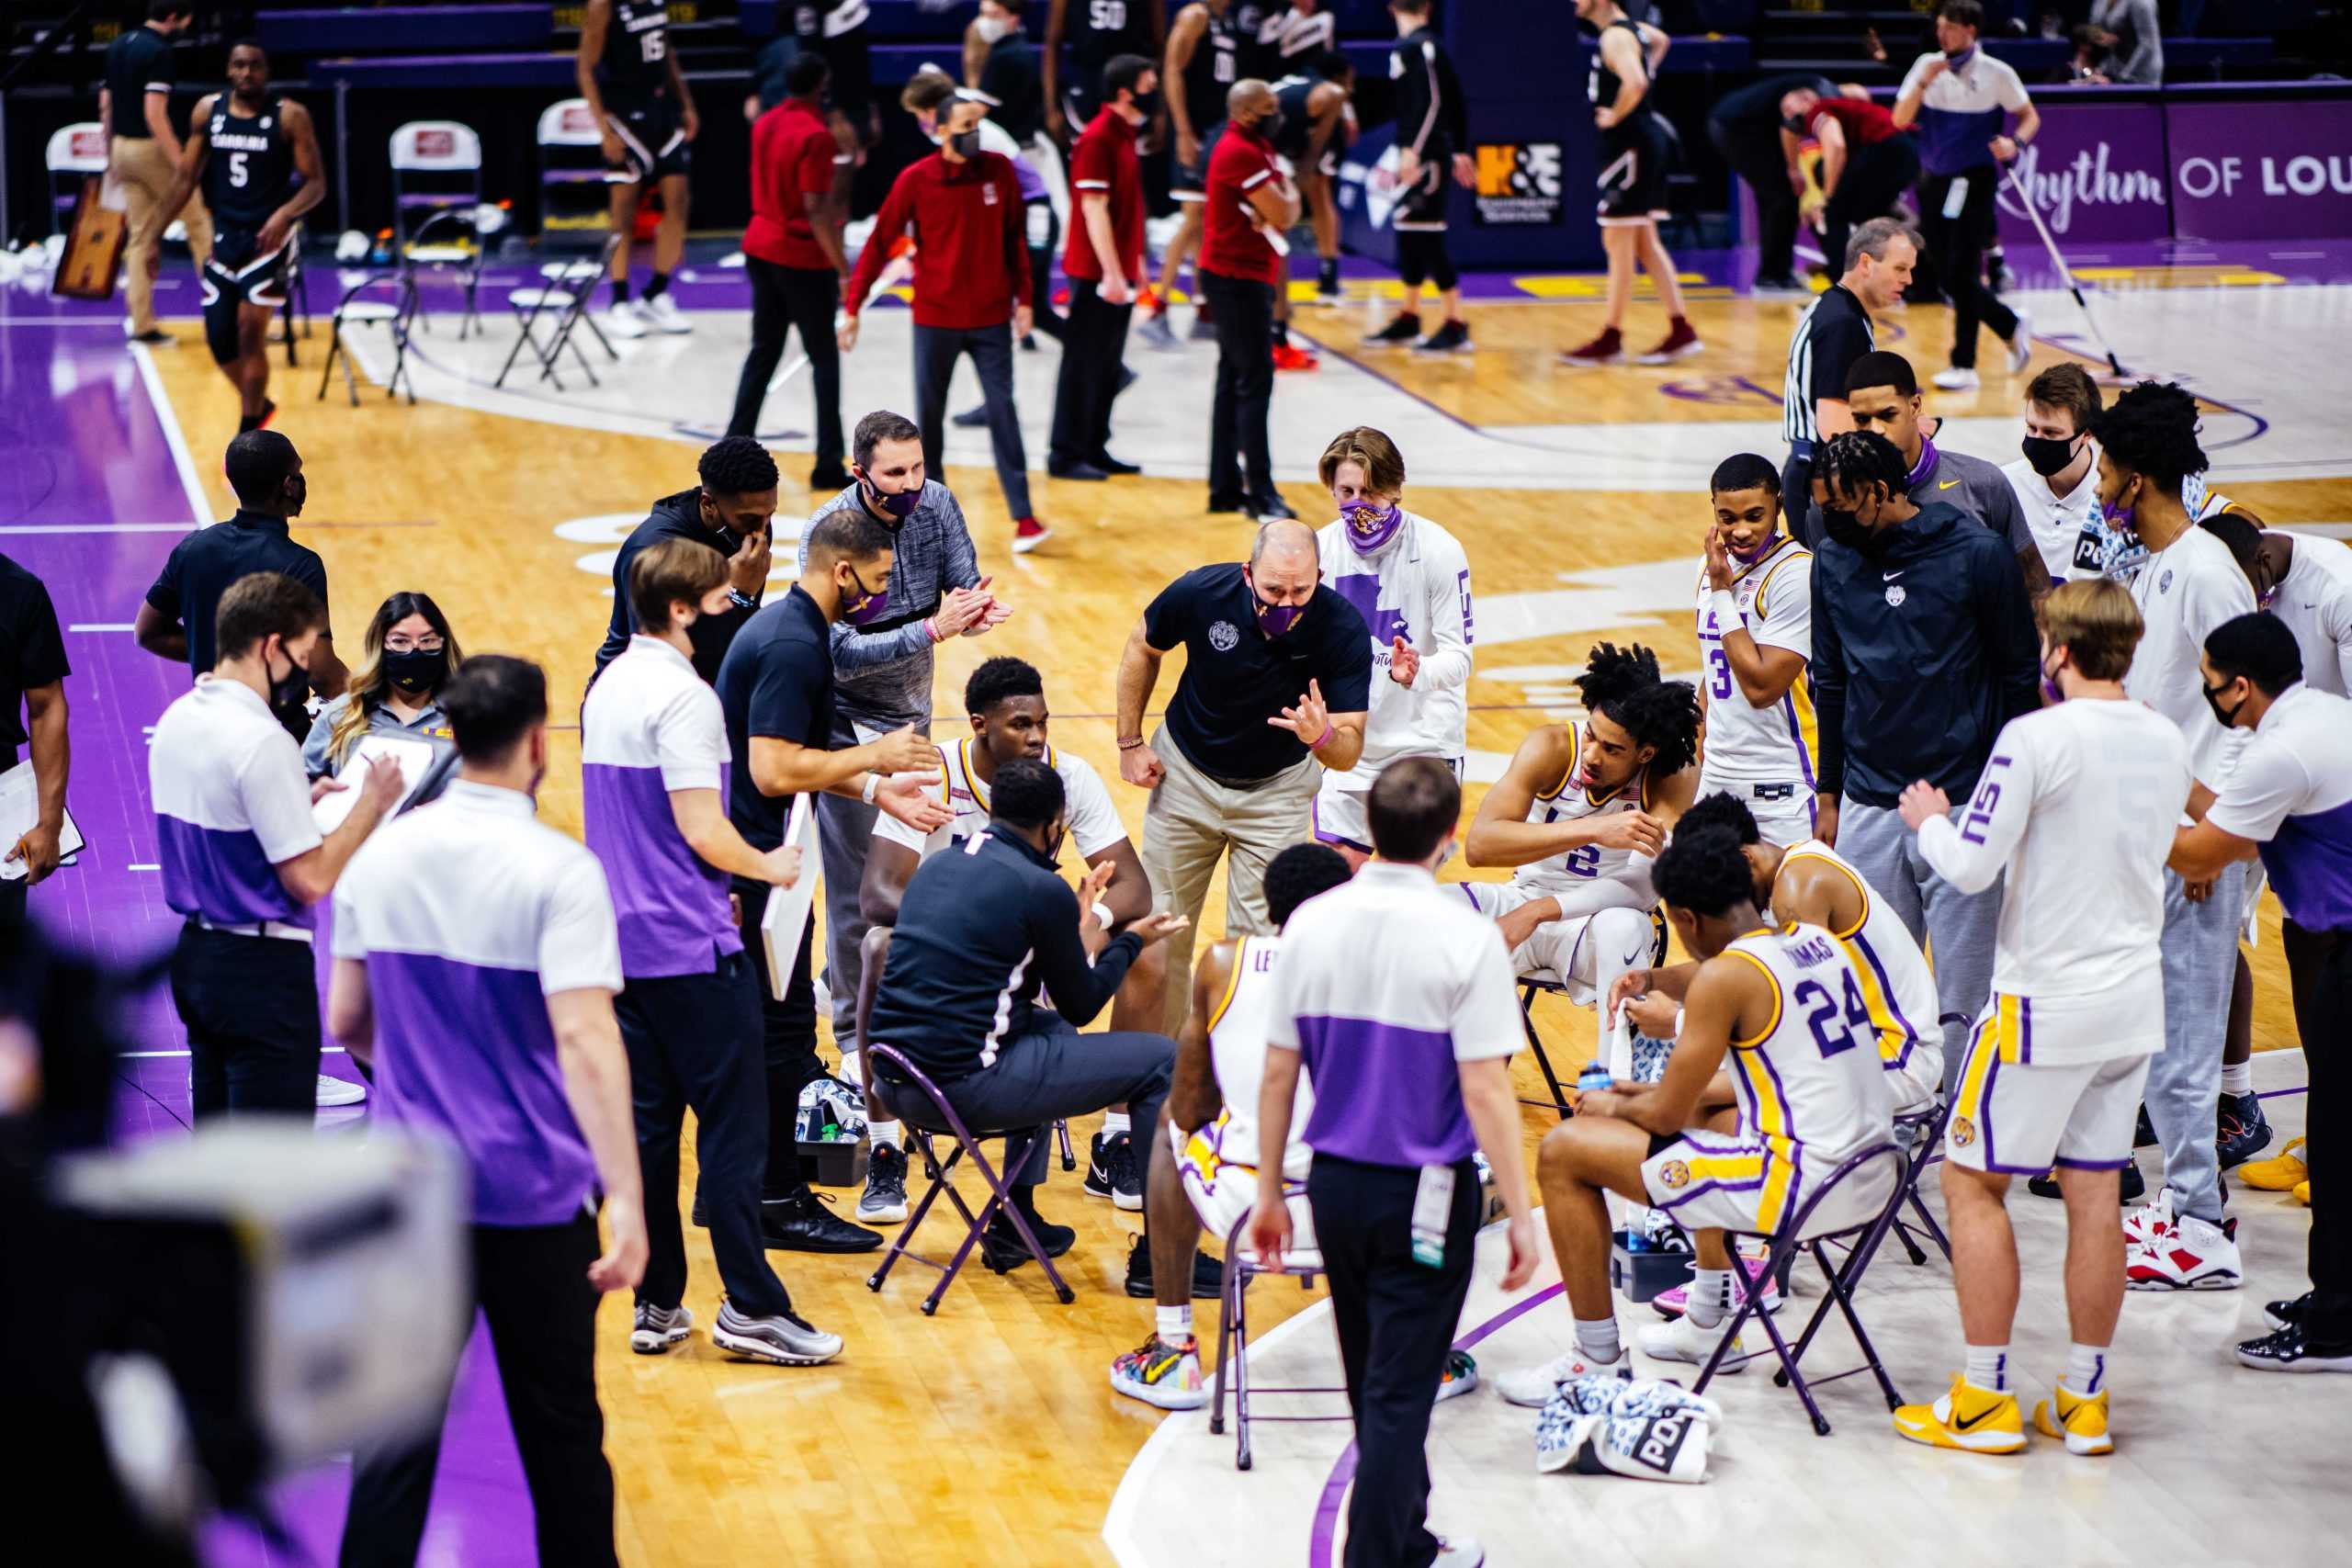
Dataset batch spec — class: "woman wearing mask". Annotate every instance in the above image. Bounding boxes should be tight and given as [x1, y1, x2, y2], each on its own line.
[1308, 426, 1473, 870]
[303, 591, 463, 807]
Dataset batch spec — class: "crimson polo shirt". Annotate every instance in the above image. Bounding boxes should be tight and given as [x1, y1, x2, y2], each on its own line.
[1200, 119, 1283, 286]
[745, 98, 845, 271]
[1064, 107, 1144, 283]
[844, 150, 1033, 330]
[1810, 97, 1903, 147]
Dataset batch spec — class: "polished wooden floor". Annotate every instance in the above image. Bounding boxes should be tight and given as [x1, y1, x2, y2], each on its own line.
[150, 288, 2328, 1566]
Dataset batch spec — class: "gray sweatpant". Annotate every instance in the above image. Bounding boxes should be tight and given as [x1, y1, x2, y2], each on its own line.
[1835, 798, 2001, 1097]
[2147, 862, 2245, 1227]
[813, 710, 930, 1038]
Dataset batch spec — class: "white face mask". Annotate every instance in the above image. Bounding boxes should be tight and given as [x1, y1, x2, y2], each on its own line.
[975, 15, 1012, 43]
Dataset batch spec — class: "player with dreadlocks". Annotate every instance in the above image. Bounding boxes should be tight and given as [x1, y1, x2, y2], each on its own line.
[1463, 640, 1701, 1077]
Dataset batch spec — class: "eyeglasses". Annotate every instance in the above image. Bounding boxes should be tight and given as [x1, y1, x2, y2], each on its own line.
[383, 634, 446, 653]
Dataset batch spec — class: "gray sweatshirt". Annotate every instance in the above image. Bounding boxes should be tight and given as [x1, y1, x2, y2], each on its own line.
[797, 479, 980, 728]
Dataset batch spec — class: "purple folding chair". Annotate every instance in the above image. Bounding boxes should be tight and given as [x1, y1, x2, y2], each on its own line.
[1209, 1208, 1344, 1471]
[1878, 1097, 1954, 1268]
[1513, 978, 1577, 1119]
[1688, 1141, 1910, 1436]
[862, 1043, 1075, 1315]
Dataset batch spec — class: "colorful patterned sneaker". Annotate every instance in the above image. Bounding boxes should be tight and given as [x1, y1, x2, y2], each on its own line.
[2217, 1090, 2274, 1169]
[630, 1303, 693, 1355]
[2032, 1384, 2114, 1455]
[2120, 1187, 2179, 1247]
[712, 1302, 843, 1366]
[1652, 1268, 1780, 1319]
[1434, 1348, 1480, 1403]
[1893, 1374, 2027, 1454]
[1110, 1334, 1208, 1410]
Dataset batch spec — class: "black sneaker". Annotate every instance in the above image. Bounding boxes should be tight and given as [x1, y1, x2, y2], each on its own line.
[1102, 1131, 1145, 1210]
[128, 327, 175, 345]
[1124, 1235, 1224, 1299]
[2267, 1291, 2312, 1332]
[2236, 1320, 2352, 1373]
[2217, 1089, 2274, 1168]
[1085, 1132, 1117, 1199]
[2027, 1162, 2146, 1203]
[1243, 495, 1298, 524]
[1413, 320, 1473, 355]
[952, 403, 989, 428]
[760, 1190, 883, 1253]
[982, 1210, 1078, 1273]
[1363, 313, 1421, 346]
[857, 1142, 910, 1224]
[2136, 1103, 2158, 1148]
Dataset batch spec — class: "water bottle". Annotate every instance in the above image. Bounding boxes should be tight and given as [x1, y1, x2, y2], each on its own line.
[1577, 1061, 1613, 1097]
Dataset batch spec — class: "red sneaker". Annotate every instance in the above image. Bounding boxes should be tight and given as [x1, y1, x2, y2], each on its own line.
[1013, 516, 1052, 554]
[1634, 318, 1703, 365]
[1272, 342, 1319, 372]
[1560, 327, 1624, 367]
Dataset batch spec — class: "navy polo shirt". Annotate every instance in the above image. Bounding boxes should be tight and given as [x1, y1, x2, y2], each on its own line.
[715, 584, 836, 851]
[0, 553, 69, 770]
[146, 509, 331, 687]
[1146, 562, 1373, 781]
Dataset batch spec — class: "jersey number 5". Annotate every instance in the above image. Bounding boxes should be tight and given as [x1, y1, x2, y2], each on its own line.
[641, 29, 667, 63]
[1792, 973, 1869, 1058]
[228, 151, 249, 187]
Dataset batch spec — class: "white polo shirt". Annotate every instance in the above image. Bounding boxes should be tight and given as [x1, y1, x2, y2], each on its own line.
[2205, 684, 2352, 932]
[1314, 510, 1475, 783]
[334, 780, 623, 1226]
[150, 675, 322, 929]
[582, 634, 743, 978]
[2123, 523, 2256, 793]
[2002, 448, 2102, 581]
[1266, 860, 1522, 1168]
[2271, 534, 2352, 697]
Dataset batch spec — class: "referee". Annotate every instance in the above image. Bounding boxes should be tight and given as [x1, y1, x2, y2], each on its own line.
[1779, 217, 1916, 544]
[149, 571, 401, 1118]
[1249, 757, 1536, 1568]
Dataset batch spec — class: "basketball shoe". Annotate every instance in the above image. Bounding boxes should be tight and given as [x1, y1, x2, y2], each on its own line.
[2242, 1135, 2308, 1190]
[1137, 309, 1180, 351]
[602, 299, 650, 339]
[1893, 1375, 2026, 1453]
[1651, 1267, 1780, 1319]
[1087, 1130, 1144, 1209]
[1636, 1311, 1741, 1371]
[857, 1142, 909, 1224]
[1634, 318, 1702, 364]
[641, 292, 693, 334]
[2217, 1089, 2274, 1168]
[2032, 1384, 2113, 1455]
[1414, 320, 1473, 355]
[1110, 1334, 1208, 1410]
[1435, 1348, 1480, 1402]
[712, 1302, 843, 1366]
[1559, 326, 1624, 367]
[1363, 312, 1420, 346]
[630, 1303, 693, 1355]
[1498, 1345, 1631, 1407]
[2126, 1211, 2242, 1291]
[2236, 1320, 2352, 1374]
[1271, 342, 1318, 371]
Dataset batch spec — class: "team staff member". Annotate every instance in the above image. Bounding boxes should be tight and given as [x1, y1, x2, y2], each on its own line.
[153, 39, 324, 434]
[718, 507, 948, 1253]
[594, 438, 778, 687]
[2200, 516, 2352, 698]
[1892, 1, 2037, 392]
[0, 553, 70, 921]
[2175, 615, 2352, 1371]
[584, 539, 842, 1368]
[329, 656, 644, 1568]
[731, 54, 852, 477]
[151, 572, 401, 1119]
[1361, 0, 1475, 355]
[579, 0, 697, 338]
[1250, 758, 1537, 1568]
[1046, 0, 1165, 141]
[1822, 351, 2052, 598]
[1140, 0, 1237, 350]
[304, 592, 463, 812]
[138, 431, 348, 732]
[100, 3, 211, 344]
[1779, 219, 1915, 543]
[2003, 363, 2105, 581]
[1116, 520, 1373, 1032]
[1810, 430, 2039, 1092]
[1048, 55, 1156, 482]
[1707, 70, 1838, 297]
[1696, 455, 1817, 847]
[838, 98, 1047, 550]
[1200, 79, 1297, 522]
[1779, 85, 1919, 296]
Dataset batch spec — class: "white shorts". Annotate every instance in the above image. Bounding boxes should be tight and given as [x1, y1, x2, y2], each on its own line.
[1315, 760, 1464, 855]
[1454, 879, 1666, 1008]
[1642, 1128, 1895, 1240]
[1698, 776, 1818, 849]
[1945, 989, 2159, 1175]
[1177, 1115, 1317, 1262]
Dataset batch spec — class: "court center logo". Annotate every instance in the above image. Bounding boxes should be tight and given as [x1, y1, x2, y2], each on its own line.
[1208, 619, 1240, 652]
[1472, 142, 1564, 227]
[554, 513, 806, 586]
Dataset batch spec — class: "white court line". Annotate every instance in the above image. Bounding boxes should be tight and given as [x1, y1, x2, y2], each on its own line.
[0, 316, 133, 327]
[125, 1047, 348, 1058]
[127, 863, 160, 871]
[130, 340, 213, 525]
[68, 622, 137, 632]
[0, 524, 196, 535]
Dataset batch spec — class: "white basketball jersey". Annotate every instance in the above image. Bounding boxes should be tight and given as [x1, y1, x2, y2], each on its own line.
[1776, 839, 1939, 1082]
[1694, 538, 1817, 786]
[1510, 724, 1657, 904]
[1204, 935, 1313, 1181]
[1721, 922, 1894, 1167]
[870, 738, 1125, 860]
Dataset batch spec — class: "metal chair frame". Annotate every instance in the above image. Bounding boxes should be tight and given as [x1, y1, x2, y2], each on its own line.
[1208, 1208, 1341, 1472]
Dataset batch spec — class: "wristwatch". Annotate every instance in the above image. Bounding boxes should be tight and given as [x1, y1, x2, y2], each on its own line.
[729, 588, 757, 610]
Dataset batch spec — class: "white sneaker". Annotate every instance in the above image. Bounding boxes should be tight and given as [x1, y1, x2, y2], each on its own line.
[2007, 307, 2034, 375]
[641, 292, 693, 334]
[2127, 1213, 2243, 1292]
[1435, 1536, 1484, 1567]
[1498, 1345, 1629, 1407]
[1637, 1311, 1743, 1371]
[316, 1073, 367, 1107]
[2121, 1187, 2179, 1247]
[601, 301, 650, 340]
[1931, 367, 1981, 391]
[631, 1302, 693, 1354]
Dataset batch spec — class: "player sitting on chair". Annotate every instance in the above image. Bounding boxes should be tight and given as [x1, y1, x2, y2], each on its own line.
[1462, 642, 1700, 1079]
[1498, 827, 1895, 1404]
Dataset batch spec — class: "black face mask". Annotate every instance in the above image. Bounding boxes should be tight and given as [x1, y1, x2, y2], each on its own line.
[2019, 434, 2080, 478]
[948, 127, 982, 159]
[266, 643, 309, 711]
[381, 647, 447, 694]
[2201, 680, 2246, 729]
[1782, 114, 1808, 136]
[1260, 111, 1286, 143]
[1131, 91, 1159, 119]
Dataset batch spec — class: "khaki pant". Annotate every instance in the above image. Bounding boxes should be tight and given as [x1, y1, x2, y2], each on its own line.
[109, 136, 212, 334]
[1140, 728, 1317, 1035]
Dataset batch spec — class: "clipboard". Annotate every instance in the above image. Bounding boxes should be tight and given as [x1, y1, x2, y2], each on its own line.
[0, 759, 84, 881]
[759, 793, 822, 1000]
[313, 735, 437, 832]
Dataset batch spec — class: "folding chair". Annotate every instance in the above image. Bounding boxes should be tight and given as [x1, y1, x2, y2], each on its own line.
[45, 123, 107, 233]
[1688, 1141, 1910, 1436]
[535, 97, 612, 235]
[1209, 1210, 1343, 1471]
[318, 272, 416, 406]
[1514, 976, 1577, 1119]
[862, 1043, 1075, 1315]
[276, 220, 312, 367]
[389, 121, 485, 337]
[494, 232, 618, 390]
[1882, 1097, 1953, 1268]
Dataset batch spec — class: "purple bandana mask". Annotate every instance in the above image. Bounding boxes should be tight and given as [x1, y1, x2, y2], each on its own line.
[1340, 500, 1405, 556]
[861, 473, 920, 522]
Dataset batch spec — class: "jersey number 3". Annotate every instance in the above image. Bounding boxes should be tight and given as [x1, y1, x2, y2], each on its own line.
[1792, 973, 1869, 1059]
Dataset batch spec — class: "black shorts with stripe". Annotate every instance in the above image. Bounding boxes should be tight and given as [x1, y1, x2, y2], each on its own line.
[1394, 139, 1452, 231]
[202, 227, 290, 310]
[605, 93, 691, 185]
[1598, 118, 1670, 225]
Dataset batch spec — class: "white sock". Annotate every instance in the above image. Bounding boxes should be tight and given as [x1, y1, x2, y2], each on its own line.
[1686, 1268, 1733, 1330]
[1964, 1344, 2010, 1393]
[1158, 1304, 1193, 1343]
[1575, 1317, 1623, 1365]
[2062, 1342, 2108, 1397]
[869, 1119, 903, 1147]
[2220, 1061, 2254, 1097]
[1103, 1111, 1133, 1136]
[838, 1046, 861, 1082]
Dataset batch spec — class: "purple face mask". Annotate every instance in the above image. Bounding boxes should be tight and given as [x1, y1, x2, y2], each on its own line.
[1248, 569, 1307, 637]
[1340, 500, 1404, 556]
[842, 570, 892, 626]
[1905, 431, 1939, 492]
[1727, 526, 1780, 563]
[860, 470, 920, 522]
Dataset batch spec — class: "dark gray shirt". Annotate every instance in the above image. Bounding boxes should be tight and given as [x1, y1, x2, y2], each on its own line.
[796, 480, 980, 729]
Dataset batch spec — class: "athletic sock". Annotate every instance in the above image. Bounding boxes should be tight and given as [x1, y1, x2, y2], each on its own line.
[1272, 321, 1291, 348]
[646, 270, 671, 300]
[1317, 257, 1339, 290]
[2061, 1342, 2108, 1398]
[611, 276, 631, 304]
[1574, 1316, 1623, 1365]
[1685, 1268, 1733, 1330]
[2220, 1060, 2254, 1097]
[1964, 1344, 2010, 1393]
[869, 1119, 904, 1147]
[1158, 1304, 1194, 1343]
[1103, 1111, 1133, 1137]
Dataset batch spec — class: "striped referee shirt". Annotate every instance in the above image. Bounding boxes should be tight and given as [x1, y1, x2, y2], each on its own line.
[1782, 282, 1873, 451]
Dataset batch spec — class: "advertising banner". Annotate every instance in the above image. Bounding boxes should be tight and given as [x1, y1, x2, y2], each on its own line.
[1992, 101, 2171, 249]
[2167, 99, 2352, 242]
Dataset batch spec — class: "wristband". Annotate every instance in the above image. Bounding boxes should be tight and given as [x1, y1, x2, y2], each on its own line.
[861, 773, 879, 806]
[1310, 721, 1334, 750]
[925, 615, 942, 644]
[729, 589, 757, 611]
[1707, 587, 1740, 626]
[1091, 900, 1115, 929]
[1115, 735, 1146, 750]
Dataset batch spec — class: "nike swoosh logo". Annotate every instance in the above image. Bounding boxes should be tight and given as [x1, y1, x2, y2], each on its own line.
[1939, 479, 1962, 491]
[1882, 570, 1905, 581]
[1953, 1404, 2004, 1431]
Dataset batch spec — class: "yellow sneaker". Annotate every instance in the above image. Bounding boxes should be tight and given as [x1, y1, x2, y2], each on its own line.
[1894, 1374, 2027, 1454]
[2032, 1383, 2113, 1456]
[2294, 1179, 2312, 1205]
[2242, 1136, 2308, 1191]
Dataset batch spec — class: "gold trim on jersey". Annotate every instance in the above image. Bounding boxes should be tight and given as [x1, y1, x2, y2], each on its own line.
[1752, 546, 1810, 617]
[1537, 726, 1577, 801]
[1205, 937, 1250, 1032]
[959, 737, 1057, 813]
[1783, 674, 1820, 778]
[1781, 851, 1869, 941]
[1723, 945, 1783, 1049]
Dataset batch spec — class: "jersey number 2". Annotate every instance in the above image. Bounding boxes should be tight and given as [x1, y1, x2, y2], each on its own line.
[1792, 974, 1868, 1058]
